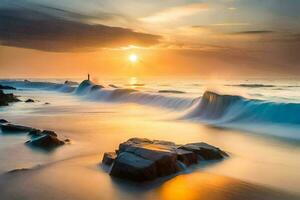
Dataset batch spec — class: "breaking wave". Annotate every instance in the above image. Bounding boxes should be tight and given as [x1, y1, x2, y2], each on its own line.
[2, 79, 300, 139]
[184, 91, 300, 125]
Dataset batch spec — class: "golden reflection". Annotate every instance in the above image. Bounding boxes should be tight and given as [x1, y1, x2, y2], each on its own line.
[129, 77, 138, 85]
[159, 173, 230, 200]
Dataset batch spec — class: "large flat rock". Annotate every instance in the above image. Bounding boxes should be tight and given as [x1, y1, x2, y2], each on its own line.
[103, 138, 228, 182]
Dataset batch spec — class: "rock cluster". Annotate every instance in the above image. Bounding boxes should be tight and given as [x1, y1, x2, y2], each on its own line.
[0, 121, 68, 150]
[25, 99, 35, 103]
[0, 90, 20, 106]
[102, 138, 228, 182]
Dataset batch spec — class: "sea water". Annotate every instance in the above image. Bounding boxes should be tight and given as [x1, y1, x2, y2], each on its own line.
[0, 77, 300, 199]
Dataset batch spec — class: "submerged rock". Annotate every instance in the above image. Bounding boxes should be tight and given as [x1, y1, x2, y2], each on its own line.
[25, 99, 35, 103]
[109, 84, 119, 88]
[1, 124, 36, 133]
[6, 168, 30, 174]
[0, 119, 8, 124]
[0, 84, 16, 90]
[28, 129, 58, 138]
[26, 134, 65, 149]
[158, 90, 186, 94]
[64, 80, 78, 86]
[64, 138, 71, 143]
[91, 85, 104, 91]
[41, 130, 57, 137]
[0, 90, 20, 106]
[102, 138, 228, 182]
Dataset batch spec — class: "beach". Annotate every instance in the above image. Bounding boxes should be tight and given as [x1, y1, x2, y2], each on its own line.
[0, 78, 300, 200]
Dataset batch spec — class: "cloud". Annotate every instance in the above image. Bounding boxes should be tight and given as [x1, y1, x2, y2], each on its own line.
[0, 6, 161, 52]
[231, 30, 274, 35]
[140, 3, 209, 23]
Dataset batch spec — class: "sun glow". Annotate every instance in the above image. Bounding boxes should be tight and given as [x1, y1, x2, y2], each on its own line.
[128, 54, 138, 63]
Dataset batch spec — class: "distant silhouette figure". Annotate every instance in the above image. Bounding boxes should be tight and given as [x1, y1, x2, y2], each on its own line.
[88, 74, 90, 81]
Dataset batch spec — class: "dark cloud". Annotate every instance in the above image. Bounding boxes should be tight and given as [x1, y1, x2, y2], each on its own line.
[0, 6, 161, 52]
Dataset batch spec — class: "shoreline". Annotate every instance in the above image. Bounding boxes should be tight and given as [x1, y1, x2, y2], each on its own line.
[0, 153, 299, 200]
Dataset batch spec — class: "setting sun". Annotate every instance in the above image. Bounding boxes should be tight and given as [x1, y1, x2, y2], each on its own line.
[128, 54, 138, 63]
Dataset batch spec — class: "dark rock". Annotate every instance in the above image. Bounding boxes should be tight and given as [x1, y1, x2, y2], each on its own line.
[6, 168, 30, 174]
[0, 90, 20, 106]
[158, 90, 185, 94]
[91, 85, 104, 91]
[28, 129, 58, 137]
[26, 134, 65, 149]
[64, 138, 71, 143]
[175, 148, 198, 166]
[25, 99, 35, 103]
[109, 84, 119, 88]
[0, 119, 8, 124]
[103, 138, 228, 182]
[44, 102, 50, 105]
[102, 152, 117, 166]
[64, 80, 78, 86]
[41, 130, 57, 137]
[0, 84, 16, 90]
[110, 152, 157, 182]
[1, 124, 36, 133]
[28, 129, 43, 137]
[179, 142, 228, 160]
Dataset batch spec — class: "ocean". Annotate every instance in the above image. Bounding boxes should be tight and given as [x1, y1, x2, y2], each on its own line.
[0, 77, 299, 200]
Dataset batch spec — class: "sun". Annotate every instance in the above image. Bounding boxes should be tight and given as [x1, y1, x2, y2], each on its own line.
[128, 54, 138, 63]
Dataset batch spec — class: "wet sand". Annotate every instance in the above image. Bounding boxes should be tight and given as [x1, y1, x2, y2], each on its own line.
[0, 153, 299, 200]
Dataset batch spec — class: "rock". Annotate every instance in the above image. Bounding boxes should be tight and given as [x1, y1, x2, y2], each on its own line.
[25, 99, 34, 103]
[28, 129, 57, 137]
[64, 80, 78, 86]
[175, 148, 198, 166]
[109, 84, 119, 88]
[0, 119, 8, 124]
[1, 124, 36, 133]
[26, 134, 65, 149]
[179, 142, 228, 160]
[0, 84, 16, 90]
[158, 90, 185, 94]
[110, 152, 157, 182]
[44, 102, 50, 105]
[64, 138, 71, 143]
[6, 168, 30, 174]
[28, 129, 43, 137]
[103, 138, 228, 182]
[102, 152, 117, 166]
[41, 130, 57, 137]
[91, 85, 104, 91]
[0, 90, 20, 106]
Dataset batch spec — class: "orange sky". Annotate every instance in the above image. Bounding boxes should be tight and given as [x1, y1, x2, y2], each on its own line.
[0, 0, 299, 78]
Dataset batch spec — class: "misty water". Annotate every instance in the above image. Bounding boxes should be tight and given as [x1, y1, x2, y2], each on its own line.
[0, 77, 300, 200]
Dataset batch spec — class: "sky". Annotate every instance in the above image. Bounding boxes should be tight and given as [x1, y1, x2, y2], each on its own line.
[0, 0, 299, 78]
